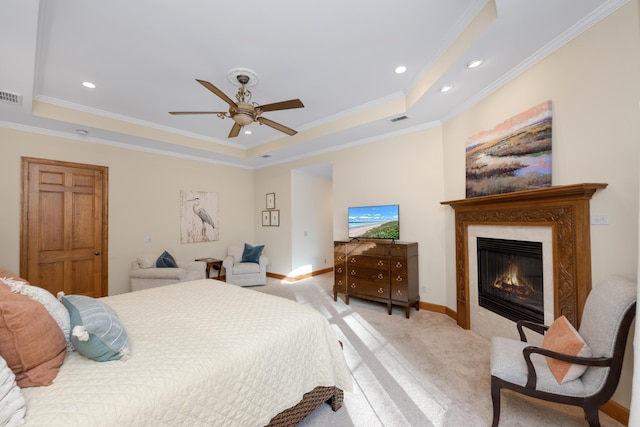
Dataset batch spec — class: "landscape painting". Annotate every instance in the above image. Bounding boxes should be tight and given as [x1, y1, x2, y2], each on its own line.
[180, 190, 219, 243]
[465, 101, 552, 198]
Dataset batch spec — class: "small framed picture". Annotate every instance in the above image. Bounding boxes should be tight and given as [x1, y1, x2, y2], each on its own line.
[270, 210, 280, 227]
[262, 210, 271, 226]
[266, 193, 276, 210]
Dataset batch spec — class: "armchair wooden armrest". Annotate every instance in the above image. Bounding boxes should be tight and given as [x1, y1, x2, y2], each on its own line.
[521, 345, 612, 388]
[516, 319, 549, 342]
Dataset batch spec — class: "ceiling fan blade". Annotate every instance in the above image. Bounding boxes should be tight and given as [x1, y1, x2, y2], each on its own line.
[169, 111, 226, 115]
[257, 117, 297, 136]
[196, 79, 238, 108]
[258, 99, 304, 112]
[228, 123, 242, 138]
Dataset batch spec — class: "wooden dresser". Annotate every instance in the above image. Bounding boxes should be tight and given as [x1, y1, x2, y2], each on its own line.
[333, 240, 419, 318]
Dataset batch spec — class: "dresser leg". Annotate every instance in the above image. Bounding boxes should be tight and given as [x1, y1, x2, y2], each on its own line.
[387, 303, 392, 315]
[405, 306, 410, 319]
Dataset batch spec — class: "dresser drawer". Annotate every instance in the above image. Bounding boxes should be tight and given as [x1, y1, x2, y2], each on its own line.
[347, 278, 389, 299]
[391, 284, 409, 302]
[334, 275, 347, 293]
[334, 252, 347, 264]
[334, 262, 346, 276]
[348, 266, 388, 283]
[348, 256, 388, 269]
[390, 270, 408, 285]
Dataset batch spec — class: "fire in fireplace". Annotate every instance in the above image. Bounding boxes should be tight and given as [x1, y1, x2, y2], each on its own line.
[477, 237, 543, 323]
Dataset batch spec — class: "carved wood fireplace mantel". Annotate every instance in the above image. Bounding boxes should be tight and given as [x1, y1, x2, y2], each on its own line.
[441, 183, 607, 329]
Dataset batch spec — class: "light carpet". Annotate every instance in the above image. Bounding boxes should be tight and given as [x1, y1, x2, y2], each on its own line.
[250, 273, 624, 427]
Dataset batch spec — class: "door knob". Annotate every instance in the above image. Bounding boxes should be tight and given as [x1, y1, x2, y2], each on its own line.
[94, 251, 101, 256]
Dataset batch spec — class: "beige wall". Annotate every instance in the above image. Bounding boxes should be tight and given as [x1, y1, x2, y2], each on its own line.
[441, 1, 640, 407]
[0, 127, 255, 295]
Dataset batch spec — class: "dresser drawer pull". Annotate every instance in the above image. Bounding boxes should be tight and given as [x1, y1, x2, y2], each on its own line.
[337, 256, 343, 262]
[351, 283, 356, 288]
[350, 258, 357, 263]
[378, 273, 384, 279]
[395, 276, 403, 282]
[395, 262, 403, 268]
[336, 267, 343, 273]
[396, 289, 403, 296]
[377, 288, 384, 294]
[350, 270, 357, 275]
[377, 260, 384, 266]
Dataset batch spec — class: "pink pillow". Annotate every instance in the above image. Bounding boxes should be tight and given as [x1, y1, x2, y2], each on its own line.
[542, 315, 592, 384]
[0, 285, 66, 387]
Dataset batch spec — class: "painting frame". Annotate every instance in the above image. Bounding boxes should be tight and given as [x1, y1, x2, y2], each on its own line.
[262, 210, 271, 226]
[266, 193, 276, 210]
[465, 100, 552, 198]
[270, 210, 280, 227]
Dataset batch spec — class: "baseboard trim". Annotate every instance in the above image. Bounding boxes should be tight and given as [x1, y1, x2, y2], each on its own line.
[417, 301, 629, 424]
[419, 301, 457, 321]
[600, 398, 629, 426]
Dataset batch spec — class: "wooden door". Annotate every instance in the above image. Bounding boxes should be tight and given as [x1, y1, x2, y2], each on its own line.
[20, 157, 108, 297]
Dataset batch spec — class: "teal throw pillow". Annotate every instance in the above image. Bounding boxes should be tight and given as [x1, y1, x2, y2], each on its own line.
[156, 250, 178, 268]
[241, 243, 264, 263]
[61, 295, 131, 362]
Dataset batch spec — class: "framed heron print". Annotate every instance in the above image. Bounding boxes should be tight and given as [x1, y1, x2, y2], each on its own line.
[180, 190, 219, 243]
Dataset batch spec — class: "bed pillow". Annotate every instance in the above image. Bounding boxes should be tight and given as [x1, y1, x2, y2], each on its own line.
[0, 285, 66, 387]
[542, 315, 592, 384]
[241, 243, 264, 263]
[60, 295, 131, 362]
[0, 277, 72, 352]
[156, 250, 178, 268]
[0, 355, 26, 426]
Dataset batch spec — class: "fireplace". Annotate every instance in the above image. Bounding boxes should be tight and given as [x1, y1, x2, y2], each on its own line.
[477, 237, 543, 324]
[441, 183, 607, 329]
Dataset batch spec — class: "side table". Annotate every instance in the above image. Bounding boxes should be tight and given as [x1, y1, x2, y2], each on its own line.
[195, 258, 223, 279]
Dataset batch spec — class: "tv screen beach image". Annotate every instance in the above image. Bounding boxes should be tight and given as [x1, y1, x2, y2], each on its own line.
[348, 205, 399, 239]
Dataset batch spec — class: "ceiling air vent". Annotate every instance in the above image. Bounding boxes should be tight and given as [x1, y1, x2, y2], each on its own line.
[0, 90, 22, 106]
[390, 115, 408, 123]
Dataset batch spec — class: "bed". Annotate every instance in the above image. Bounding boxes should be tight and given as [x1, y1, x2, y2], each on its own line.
[14, 279, 352, 426]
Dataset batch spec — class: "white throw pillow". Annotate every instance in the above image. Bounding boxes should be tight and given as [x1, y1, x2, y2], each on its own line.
[1, 276, 72, 352]
[0, 356, 26, 426]
[136, 254, 158, 269]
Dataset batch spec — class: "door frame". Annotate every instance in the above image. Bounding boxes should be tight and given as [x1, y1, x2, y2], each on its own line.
[20, 157, 109, 296]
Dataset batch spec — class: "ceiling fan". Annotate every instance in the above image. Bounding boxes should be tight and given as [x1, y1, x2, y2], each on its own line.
[169, 74, 304, 138]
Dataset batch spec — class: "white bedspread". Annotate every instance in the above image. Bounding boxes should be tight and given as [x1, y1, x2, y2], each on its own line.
[21, 280, 352, 426]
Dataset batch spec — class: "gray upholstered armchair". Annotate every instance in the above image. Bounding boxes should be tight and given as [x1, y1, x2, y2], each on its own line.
[490, 275, 637, 426]
[129, 250, 206, 291]
[222, 243, 268, 287]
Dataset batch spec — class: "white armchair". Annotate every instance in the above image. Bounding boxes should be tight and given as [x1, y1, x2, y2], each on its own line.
[129, 250, 206, 292]
[222, 243, 268, 287]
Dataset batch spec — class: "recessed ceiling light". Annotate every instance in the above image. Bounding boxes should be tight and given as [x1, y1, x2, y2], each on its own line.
[394, 65, 407, 74]
[466, 59, 484, 69]
[440, 84, 454, 93]
[76, 129, 88, 136]
[261, 154, 271, 158]
[244, 130, 252, 135]
[82, 81, 96, 89]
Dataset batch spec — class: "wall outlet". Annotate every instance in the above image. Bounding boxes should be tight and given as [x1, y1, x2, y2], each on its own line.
[144, 236, 152, 243]
[590, 215, 609, 225]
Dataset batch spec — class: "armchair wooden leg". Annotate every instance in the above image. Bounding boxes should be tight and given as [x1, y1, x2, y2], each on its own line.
[583, 406, 601, 427]
[491, 376, 502, 427]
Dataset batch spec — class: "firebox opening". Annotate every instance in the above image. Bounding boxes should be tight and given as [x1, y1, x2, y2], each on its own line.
[477, 237, 543, 324]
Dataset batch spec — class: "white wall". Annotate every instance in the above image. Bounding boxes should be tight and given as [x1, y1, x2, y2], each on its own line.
[291, 167, 333, 277]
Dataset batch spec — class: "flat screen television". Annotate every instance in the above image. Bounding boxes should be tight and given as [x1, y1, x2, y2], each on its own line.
[348, 204, 399, 240]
